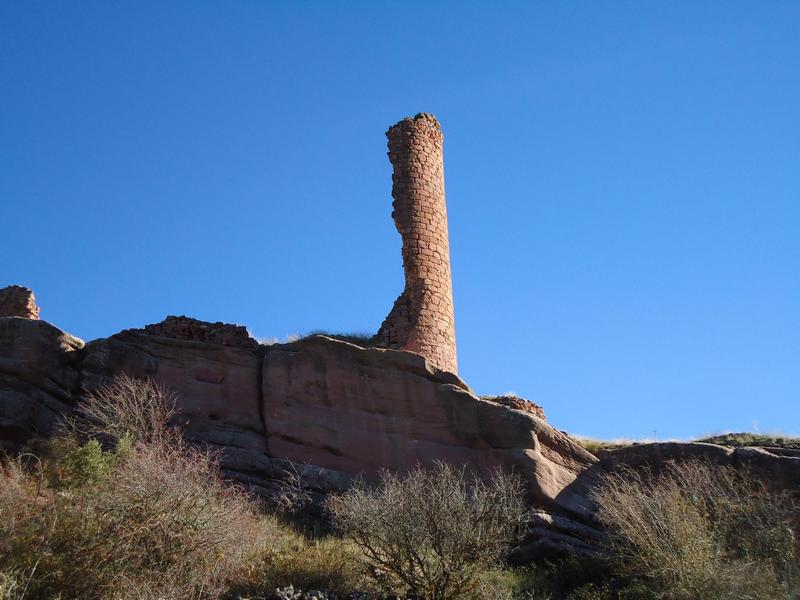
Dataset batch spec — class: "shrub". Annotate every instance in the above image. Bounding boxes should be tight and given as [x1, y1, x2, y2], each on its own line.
[0, 375, 277, 600]
[65, 373, 177, 444]
[593, 461, 799, 600]
[55, 432, 272, 598]
[328, 461, 528, 600]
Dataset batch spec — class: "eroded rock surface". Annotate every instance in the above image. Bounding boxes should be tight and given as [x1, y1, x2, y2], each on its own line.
[262, 335, 598, 520]
[0, 311, 603, 557]
[483, 394, 546, 420]
[6, 306, 796, 562]
[0, 317, 82, 450]
[0, 285, 40, 319]
[597, 441, 800, 497]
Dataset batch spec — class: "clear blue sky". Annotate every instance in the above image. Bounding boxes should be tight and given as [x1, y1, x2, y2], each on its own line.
[2, 2, 798, 440]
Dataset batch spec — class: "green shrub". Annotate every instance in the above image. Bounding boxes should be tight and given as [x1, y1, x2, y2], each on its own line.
[592, 461, 799, 600]
[328, 462, 528, 600]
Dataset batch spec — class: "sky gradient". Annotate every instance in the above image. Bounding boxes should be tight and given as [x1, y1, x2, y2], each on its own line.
[2, 2, 798, 440]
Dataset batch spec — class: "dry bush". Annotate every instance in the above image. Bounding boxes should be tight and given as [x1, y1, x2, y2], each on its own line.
[0, 458, 55, 600]
[0, 374, 279, 600]
[593, 460, 799, 600]
[55, 431, 272, 599]
[0, 572, 21, 600]
[67, 374, 177, 444]
[328, 461, 528, 600]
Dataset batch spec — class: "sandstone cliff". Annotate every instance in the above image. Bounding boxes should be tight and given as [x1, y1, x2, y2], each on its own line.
[0, 309, 603, 557]
[2, 306, 797, 562]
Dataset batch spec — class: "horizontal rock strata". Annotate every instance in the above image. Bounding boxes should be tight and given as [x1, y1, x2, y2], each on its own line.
[3, 310, 797, 561]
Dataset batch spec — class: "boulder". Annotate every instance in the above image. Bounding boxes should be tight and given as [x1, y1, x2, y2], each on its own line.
[0, 317, 82, 450]
[734, 446, 800, 495]
[597, 441, 735, 470]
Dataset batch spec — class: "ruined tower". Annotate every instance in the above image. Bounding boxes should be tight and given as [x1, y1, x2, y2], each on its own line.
[375, 113, 458, 374]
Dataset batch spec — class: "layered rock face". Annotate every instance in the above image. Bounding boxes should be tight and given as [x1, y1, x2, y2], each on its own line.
[2, 309, 799, 560]
[376, 114, 458, 375]
[0, 285, 41, 319]
[597, 441, 800, 497]
[0, 309, 602, 557]
[0, 317, 82, 450]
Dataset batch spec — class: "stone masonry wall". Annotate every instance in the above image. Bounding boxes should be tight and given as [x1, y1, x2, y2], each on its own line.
[375, 113, 458, 374]
[142, 315, 258, 349]
[0, 285, 40, 319]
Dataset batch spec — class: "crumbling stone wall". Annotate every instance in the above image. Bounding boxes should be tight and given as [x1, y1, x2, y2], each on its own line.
[143, 315, 258, 349]
[375, 113, 458, 374]
[0, 285, 40, 319]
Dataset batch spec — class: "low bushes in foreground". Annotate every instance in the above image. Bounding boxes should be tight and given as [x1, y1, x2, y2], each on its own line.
[0, 376, 275, 600]
[590, 461, 799, 600]
[328, 462, 528, 600]
[2, 375, 797, 600]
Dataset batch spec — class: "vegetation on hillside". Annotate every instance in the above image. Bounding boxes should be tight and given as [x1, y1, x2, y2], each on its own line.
[329, 462, 528, 600]
[590, 462, 799, 599]
[1, 375, 797, 599]
[0, 376, 274, 599]
[573, 437, 635, 455]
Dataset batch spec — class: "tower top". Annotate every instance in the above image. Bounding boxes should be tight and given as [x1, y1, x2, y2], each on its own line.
[386, 113, 442, 138]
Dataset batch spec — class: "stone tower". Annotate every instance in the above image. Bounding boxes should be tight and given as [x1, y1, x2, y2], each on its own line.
[375, 113, 458, 374]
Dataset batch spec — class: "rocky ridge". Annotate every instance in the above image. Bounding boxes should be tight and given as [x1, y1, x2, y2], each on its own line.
[1, 291, 798, 561]
[0, 304, 601, 557]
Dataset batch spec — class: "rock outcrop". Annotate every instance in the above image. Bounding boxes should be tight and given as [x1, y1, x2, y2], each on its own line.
[0, 308, 602, 557]
[2, 306, 796, 562]
[483, 394, 546, 420]
[0, 285, 41, 319]
[0, 317, 82, 450]
[597, 441, 800, 497]
[261, 336, 598, 520]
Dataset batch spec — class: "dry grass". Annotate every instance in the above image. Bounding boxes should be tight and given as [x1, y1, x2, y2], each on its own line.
[592, 461, 799, 600]
[232, 530, 366, 596]
[303, 330, 375, 347]
[573, 437, 637, 455]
